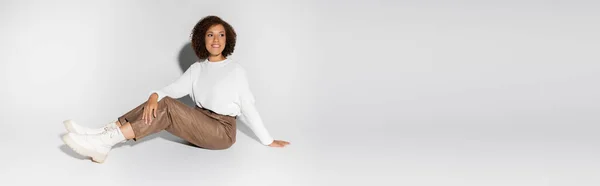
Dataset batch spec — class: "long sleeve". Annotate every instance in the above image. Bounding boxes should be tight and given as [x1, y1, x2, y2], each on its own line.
[149, 63, 196, 102]
[235, 68, 274, 146]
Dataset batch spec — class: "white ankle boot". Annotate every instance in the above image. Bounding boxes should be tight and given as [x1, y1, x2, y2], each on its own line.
[63, 119, 118, 134]
[62, 125, 127, 163]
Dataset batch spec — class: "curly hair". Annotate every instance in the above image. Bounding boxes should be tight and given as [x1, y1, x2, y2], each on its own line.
[190, 15, 237, 59]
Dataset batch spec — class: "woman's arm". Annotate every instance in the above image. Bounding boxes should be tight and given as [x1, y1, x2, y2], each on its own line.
[235, 67, 275, 146]
[235, 66, 290, 147]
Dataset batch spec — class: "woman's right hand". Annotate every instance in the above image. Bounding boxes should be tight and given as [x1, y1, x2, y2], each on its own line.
[268, 140, 291, 148]
[142, 94, 159, 125]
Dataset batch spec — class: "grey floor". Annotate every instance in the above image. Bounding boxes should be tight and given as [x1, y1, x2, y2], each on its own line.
[2, 0, 600, 185]
[2, 94, 599, 186]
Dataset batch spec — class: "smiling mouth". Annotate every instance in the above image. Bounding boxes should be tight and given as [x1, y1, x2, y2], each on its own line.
[211, 44, 220, 48]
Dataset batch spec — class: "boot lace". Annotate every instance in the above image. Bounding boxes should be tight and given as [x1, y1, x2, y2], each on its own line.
[101, 127, 118, 138]
[102, 126, 113, 132]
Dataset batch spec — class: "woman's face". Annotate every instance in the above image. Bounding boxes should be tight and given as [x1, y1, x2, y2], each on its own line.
[205, 24, 226, 58]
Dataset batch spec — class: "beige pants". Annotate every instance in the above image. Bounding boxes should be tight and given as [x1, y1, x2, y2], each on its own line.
[117, 96, 237, 150]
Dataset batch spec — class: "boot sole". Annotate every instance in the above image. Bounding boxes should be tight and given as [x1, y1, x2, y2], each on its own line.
[61, 134, 107, 163]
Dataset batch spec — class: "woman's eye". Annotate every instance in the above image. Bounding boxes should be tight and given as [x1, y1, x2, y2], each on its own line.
[207, 34, 213, 37]
[220, 34, 225, 37]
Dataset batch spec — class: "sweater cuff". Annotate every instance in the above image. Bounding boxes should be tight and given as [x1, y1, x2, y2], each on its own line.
[261, 138, 274, 146]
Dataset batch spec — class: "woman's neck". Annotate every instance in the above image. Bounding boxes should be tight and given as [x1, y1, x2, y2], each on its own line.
[208, 54, 226, 62]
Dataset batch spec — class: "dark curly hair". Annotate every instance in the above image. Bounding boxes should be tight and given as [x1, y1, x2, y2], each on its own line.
[191, 15, 237, 59]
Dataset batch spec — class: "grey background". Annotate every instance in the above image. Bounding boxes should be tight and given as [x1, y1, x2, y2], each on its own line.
[1, 0, 599, 185]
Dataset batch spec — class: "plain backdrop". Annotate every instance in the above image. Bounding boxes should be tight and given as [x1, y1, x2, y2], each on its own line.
[1, 0, 599, 185]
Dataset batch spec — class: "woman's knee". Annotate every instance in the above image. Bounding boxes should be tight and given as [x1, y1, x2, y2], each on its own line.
[157, 96, 176, 107]
[160, 96, 175, 103]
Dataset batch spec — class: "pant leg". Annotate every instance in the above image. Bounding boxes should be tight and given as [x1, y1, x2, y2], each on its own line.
[117, 96, 237, 150]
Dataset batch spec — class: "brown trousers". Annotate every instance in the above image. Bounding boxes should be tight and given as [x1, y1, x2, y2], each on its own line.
[117, 96, 237, 150]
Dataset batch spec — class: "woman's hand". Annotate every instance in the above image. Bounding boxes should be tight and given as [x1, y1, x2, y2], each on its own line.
[142, 94, 159, 125]
[268, 140, 290, 148]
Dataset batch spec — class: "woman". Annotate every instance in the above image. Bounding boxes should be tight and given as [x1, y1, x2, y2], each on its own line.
[61, 15, 290, 163]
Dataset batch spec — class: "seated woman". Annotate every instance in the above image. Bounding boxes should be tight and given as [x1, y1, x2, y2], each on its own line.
[61, 15, 290, 163]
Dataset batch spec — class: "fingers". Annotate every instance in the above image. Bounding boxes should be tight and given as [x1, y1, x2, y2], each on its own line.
[149, 105, 158, 124]
[148, 108, 153, 125]
[277, 140, 290, 147]
[141, 103, 158, 125]
[144, 109, 149, 125]
[148, 108, 152, 124]
[143, 105, 151, 125]
[142, 108, 147, 124]
[270, 140, 290, 148]
[276, 140, 290, 144]
[147, 106, 158, 125]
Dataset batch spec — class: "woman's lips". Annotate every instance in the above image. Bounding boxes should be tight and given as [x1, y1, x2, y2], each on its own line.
[211, 44, 220, 48]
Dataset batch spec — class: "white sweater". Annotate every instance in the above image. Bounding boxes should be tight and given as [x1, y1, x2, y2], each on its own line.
[149, 58, 274, 146]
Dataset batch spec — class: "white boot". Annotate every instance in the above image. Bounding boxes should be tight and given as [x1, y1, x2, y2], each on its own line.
[62, 126, 127, 163]
[63, 119, 118, 135]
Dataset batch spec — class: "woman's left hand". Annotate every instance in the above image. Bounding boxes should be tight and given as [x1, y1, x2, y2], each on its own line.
[268, 140, 290, 148]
